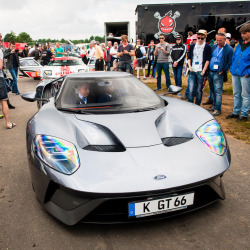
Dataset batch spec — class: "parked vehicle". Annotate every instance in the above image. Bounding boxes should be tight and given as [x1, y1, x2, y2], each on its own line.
[21, 72, 230, 225]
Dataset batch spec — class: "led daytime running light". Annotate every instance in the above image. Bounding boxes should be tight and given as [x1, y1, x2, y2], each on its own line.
[34, 135, 80, 175]
[196, 120, 226, 155]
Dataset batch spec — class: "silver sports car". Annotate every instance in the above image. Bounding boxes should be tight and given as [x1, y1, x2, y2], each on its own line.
[21, 72, 230, 225]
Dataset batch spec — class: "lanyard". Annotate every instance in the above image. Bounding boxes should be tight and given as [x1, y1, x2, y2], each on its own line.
[215, 47, 223, 62]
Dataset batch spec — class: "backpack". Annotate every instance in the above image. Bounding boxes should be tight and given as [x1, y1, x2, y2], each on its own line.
[135, 46, 143, 58]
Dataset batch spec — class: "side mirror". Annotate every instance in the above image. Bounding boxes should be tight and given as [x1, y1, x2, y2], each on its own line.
[21, 92, 49, 103]
[160, 85, 182, 96]
[21, 92, 37, 102]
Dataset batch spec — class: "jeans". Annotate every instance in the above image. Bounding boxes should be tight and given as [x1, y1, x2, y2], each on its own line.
[9, 67, 19, 93]
[173, 64, 183, 87]
[156, 62, 171, 89]
[188, 71, 204, 106]
[147, 60, 156, 77]
[208, 71, 224, 111]
[106, 61, 111, 71]
[232, 75, 250, 117]
[118, 61, 133, 74]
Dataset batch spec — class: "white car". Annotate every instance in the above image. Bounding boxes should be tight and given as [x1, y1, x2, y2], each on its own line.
[19, 57, 43, 79]
[41, 57, 88, 80]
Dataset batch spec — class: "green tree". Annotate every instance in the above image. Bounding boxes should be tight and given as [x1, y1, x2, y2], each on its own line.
[16, 32, 32, 43]
[61, 38, 66, 43]
[4, 31, 17, 42]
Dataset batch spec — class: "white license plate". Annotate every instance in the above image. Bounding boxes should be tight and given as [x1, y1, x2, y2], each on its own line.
[128, 193, 194, 218]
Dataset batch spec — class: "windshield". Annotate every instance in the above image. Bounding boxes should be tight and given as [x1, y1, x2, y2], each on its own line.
[55, 76, 165, 114]
[48, 58, 83, 66]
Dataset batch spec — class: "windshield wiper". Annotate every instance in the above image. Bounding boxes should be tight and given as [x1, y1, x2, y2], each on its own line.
[57, 108, 94, 115]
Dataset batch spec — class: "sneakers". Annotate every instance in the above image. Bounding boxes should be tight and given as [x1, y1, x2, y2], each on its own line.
[202, 99, 213, 105]
[143, 77, 147, 80]
[181, 95, 188, 100]
[154, 88, 162, 91]
[137, 77, 140, 79]
[177, 93, 181, 98]
[8, 103, 15, 109]
[226, 113, 239, 119]
[208, 106, 215, 112]
[212, 110, 221, 116]
[237, 116, 248, 122]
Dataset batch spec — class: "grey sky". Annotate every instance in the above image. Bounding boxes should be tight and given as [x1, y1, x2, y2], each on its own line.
[0, 0, 246, 40]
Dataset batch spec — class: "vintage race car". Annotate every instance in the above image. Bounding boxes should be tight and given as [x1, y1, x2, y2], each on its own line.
[41, 57, 88, 80]
[19, 57, 43, 79]
[21, 72, 230, 225]
[19, 56, 88, 80]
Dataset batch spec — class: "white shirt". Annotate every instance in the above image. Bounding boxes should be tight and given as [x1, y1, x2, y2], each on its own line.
[192, 42, 205, 72]
[110, 46, 118, 58]
[79, 93, 87, 104]
[88, 48, 96, 58]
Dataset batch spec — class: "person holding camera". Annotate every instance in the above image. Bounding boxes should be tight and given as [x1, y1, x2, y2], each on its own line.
[4, 41, 21, 95]
[117, 35, 135, 74]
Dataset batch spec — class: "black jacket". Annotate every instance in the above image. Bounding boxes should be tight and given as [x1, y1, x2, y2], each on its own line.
[188, 43, 212, 73]
[41, 50, 53, 65]
[147, 45, 156, 61]
[4, 49, 20, 69]
[170, 43, 186, 65]
[29, 49, 41, 61]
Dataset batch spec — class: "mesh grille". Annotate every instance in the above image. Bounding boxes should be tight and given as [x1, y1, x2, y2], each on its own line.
[84, 145, 126, 152]
[162, 137, 193, 147]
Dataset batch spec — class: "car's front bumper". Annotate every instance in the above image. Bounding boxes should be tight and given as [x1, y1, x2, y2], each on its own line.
[29, 159, 225, 226]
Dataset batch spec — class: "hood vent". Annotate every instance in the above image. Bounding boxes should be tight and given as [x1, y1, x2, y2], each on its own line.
[162, 137, 193, 147]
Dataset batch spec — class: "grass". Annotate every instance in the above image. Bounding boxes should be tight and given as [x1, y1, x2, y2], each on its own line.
[136, 69, 250, 144]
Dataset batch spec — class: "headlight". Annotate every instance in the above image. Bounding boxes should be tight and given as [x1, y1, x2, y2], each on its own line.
[34, 135, 80, 175]
[44, 70, 52, 76]
[196, 119, 226, 155]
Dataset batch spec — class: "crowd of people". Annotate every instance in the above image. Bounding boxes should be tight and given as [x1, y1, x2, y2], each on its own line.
[0, 23, 249, 129]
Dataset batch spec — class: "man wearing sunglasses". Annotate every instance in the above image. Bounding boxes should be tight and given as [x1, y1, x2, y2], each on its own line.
[208, 33, 233, 116]
[154, 34, 171, 91]
[187, 29, 211, 106]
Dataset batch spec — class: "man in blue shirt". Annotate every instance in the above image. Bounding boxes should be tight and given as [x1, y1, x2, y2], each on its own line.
[208, 33, 233, 116]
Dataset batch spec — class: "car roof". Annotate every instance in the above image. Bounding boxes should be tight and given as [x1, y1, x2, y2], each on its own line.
[66, 71, 131, 79]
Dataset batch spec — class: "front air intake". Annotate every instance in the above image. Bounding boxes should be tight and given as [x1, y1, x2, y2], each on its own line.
[162, 137, 193, 147]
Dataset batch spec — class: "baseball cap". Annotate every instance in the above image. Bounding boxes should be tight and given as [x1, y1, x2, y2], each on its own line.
[197, 29, 207, 36]
[90, 40, 96, 44]
[25, 45, 28, 47]
[191, 34, 198, 40]
[35, 43, 39, 47]
[226, 33, 231, 39]
[175, 34, 181, 39]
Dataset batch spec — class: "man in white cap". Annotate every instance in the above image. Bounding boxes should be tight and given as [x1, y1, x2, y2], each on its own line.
[187, 29, 212, 106]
